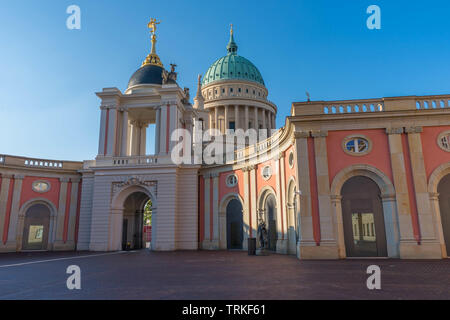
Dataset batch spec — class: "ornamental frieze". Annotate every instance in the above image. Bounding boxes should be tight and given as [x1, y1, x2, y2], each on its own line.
[111, 175, 157, 197]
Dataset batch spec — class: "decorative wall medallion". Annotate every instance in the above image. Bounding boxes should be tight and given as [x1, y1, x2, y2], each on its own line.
[342, 135, 372, 156]
[437, 130, 450, 152]
[32, 180, 50, 193]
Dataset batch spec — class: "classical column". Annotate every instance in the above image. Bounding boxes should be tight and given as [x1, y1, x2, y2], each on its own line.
[405, 126, 441, 257]
[224, 105, 229, 133]
[386, 127, 415, 256]
[272, 113, 276, 129]
[5, 174, 24, 250]
[121, 109, 129, 156]
[130, 121, 140, 156]
[66, 177, 81, 246]
[294, 131, 316, 259]
[155, 107, 161, 154]
[262, 109, 266, 130]
[268, 112, 272, 132]
[98, 106, 108, 156]
[214, 107, 218, 130]
[234, 105, 239, 130]
[245, 106, 249, 130]
[311, 131, 338, 253]
[140, 123, 147, 156]
[275, 153, 288, 253]
[429, 192, 448, 257]
[203, 174, 211, 245]
[212, 173, 219, 245]
[0, 173, 13, 245]
[54, 177, 70, 247]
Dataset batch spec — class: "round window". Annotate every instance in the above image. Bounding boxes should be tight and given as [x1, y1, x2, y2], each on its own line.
[289, 152, 294, 168]
[226, 174, 238, 187]
[342, 136, 372, 156]
[32, 181, 50, 193]
[262, 166, 272, 180]
[438, 130, 450, 152]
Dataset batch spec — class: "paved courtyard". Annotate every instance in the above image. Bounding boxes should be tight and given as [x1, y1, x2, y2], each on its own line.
[0, 250, 449, 300]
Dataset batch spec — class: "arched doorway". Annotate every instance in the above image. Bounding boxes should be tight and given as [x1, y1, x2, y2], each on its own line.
[342, 176, 388, 257]
[265, 194, 278, 251]
[226, 199, 243, 249]
[438, 174, 450, 256]
[22, 204, 51, 251]
[122, 191, 151, 250]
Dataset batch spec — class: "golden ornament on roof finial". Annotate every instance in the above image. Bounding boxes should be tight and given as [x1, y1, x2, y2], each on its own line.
[230, 23, 233, 35]
[148, 18, 161, 36]
[142, 17, 163, 68]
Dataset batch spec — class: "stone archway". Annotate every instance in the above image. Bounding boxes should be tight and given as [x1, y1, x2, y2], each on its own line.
[428, 162, 450, 258]
[17, 200, 57, 251]
[330, 164, 399, 258]
[257, 186, 279, 251]
[218, 193, 245, 250]
[110, 184, 156, 252]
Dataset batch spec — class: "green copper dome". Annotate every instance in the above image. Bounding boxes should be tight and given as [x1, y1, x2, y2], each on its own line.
[202, 29, 265, 87]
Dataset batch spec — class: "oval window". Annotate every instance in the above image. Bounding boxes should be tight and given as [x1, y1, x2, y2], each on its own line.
[343, 136, 371, 156]
[289, 152, 294, 168]
[226, 174, 238, 187]
[438, 130, 450, 152]
[262, 166, 272, 180]
[32, 181, 50, 193]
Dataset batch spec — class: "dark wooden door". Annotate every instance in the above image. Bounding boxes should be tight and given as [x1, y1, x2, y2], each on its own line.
[438, 174, 450, 256]
[22, 204, 50, 251]
[226, 199, 243, 249]
[342, 176, 388, 257]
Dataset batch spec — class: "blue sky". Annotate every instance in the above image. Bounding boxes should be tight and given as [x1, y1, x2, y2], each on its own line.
[1, 0, 449, 161]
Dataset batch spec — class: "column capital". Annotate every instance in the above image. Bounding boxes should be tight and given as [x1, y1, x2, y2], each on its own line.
[1, 173, 14, 179]
[330, 195, 343, 203]
[14, 174, 25, 180]
[405, 126, 423, 134]
[70, 177, 82, 183]
[242, 165, 256, 172]
[100, 104, 115, 111]
[59, 177, 71, 183]
[294, 131, 310, 139]
[311, 130, 328, 138]
[386, 127, 404, 135]
[429, 192, 440, 201]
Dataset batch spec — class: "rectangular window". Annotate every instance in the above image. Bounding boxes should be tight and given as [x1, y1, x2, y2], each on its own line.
[229, 121, 235, 130]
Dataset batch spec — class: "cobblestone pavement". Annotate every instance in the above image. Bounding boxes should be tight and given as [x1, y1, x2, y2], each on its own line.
[0, 250, 449, 300]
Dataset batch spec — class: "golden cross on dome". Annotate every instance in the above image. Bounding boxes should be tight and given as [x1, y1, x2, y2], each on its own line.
[148, 18, 161, 35]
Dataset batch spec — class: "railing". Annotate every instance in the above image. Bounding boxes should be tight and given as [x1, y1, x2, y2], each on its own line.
[324, 101, 384, 115]
[415, 98, 450, 110]
[293, 94, 450, 116]
[0, 155, 82, 170]
[112, 156, 158, 166]
[91, 155, 169, 167]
